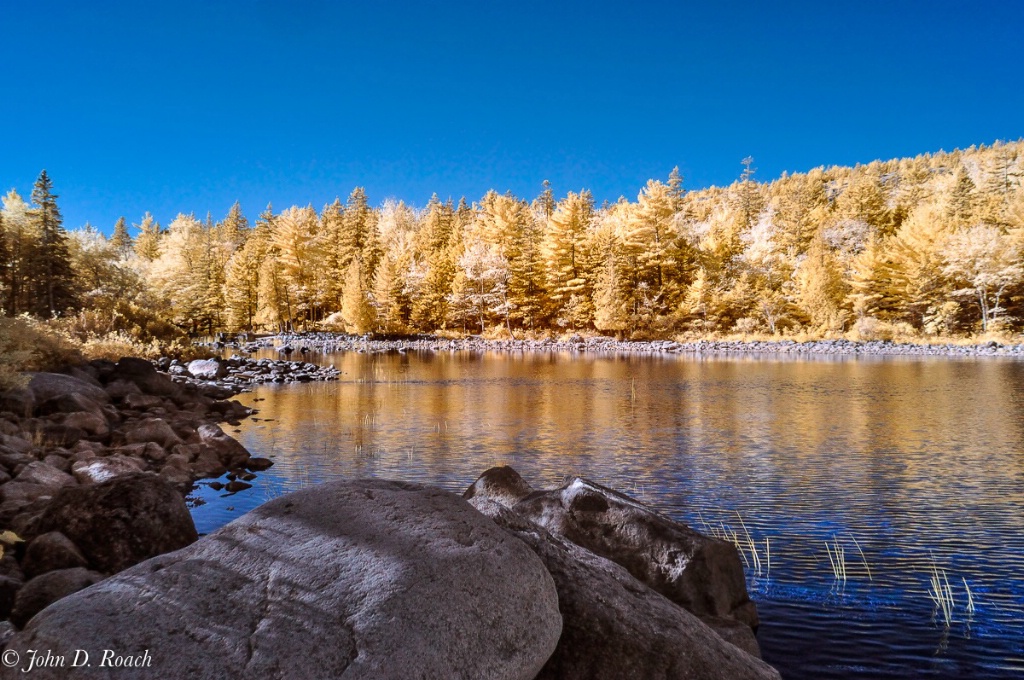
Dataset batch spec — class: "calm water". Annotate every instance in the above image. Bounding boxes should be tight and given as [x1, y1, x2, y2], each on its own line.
[190, 350, 1024, 679]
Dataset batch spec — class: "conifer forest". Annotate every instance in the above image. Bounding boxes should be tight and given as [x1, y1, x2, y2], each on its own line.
[3, 141, 1024, 344]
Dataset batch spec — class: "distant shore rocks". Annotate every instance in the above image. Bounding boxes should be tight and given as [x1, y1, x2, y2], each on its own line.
[160, 355, 340, 394]
[209, 331, 1024, 360]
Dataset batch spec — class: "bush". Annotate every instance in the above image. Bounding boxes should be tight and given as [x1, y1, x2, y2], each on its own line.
[0, 316, 84, 389]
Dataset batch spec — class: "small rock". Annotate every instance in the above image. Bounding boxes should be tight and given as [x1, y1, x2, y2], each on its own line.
[10, 568, 104, 629]
[246, 457, 274, 471]
[22, 532, 88, 579]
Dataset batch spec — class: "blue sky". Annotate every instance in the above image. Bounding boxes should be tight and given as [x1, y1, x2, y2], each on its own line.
[2, 0, 1022, 233]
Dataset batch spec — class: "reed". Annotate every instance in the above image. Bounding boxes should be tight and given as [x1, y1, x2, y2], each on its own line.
[928, 561, 954, 626]
[850, 534, 872, 581]
[825, 537, 847, 581]
[963, 578, 975, 616]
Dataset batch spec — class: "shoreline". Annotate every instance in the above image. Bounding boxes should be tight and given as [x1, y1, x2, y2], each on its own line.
[209, 332, 1024, 360]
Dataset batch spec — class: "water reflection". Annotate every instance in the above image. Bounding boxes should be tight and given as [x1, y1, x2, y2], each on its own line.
[192, 351, 1024, 679]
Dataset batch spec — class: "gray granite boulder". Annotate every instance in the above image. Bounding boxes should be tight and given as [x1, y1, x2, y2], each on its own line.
[471, 497, 779, 680]
[514, 475, 759, 630]
[4, 479, 562, 679]
[186, 358, 227, 380]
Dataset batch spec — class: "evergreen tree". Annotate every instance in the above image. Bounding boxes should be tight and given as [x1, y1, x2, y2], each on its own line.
[948, 164, 977, 227]
[341, 259, 375, 333]
[29, 171, 77, 317]
[111, 217, 133, 257]
[543, 191, 594, 324]
[133, 212, 162, 261]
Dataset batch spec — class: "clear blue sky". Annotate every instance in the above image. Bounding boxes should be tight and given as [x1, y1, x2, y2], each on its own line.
[2, 0, 1022, 233]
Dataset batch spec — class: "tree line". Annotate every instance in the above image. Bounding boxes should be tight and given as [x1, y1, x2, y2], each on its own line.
[3, 140, 1023, 343]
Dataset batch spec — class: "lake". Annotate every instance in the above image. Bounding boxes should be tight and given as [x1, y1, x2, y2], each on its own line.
[190, 349, 1024, 678]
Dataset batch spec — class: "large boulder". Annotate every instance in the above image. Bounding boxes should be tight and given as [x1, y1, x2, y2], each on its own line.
[513, 475, 759, 630]
[27, 373, 109, 406]
[186, 358, 227, 380]
[470, 498, 779, 679]
[29, 473, 198, 574]
[110, 358, 180, 398]
[5, 480, 562, 680]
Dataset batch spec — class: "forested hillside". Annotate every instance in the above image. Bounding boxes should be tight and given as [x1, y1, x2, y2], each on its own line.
[3, 140, 1024, 344]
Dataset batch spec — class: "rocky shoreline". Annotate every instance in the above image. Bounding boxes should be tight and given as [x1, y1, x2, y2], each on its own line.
[0, 358, 275, 630]
[2, 467, 782, 679]
[211, 331, 1024, 359]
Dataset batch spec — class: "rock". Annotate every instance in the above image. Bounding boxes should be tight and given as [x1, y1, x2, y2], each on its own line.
[0, 482, 55, 505]
[121, 392, 166, 411]
[7, 480, 562, 680]
[158, 465, 193, 488]
[0, 575, 21, 620]
[115, 441, 168, 463]
[124, 417, 184, 449]
[111, 357, 180, 397]
[27, 372, 110, 405]
[189, 447, 227, 479]
[30, 473, 198, 574]
[196, 423, 250, 469]
[58, 411, 110, 438]
[9, 568, 104, 629]
[464, 465, 535, 508]
[224, 480, 251, 492]
[13, 462, 76, 491]
[35, 392, 106, 417]
[245, 456, 274, 471]
[104, 378, 142, 400]
[513, 476, 758, 630]
[22, 532, 88, 578]
[29, 422, 87, 448]
[0, 387, 35, 417]
[71, 455, 147, 484]
[471, 498, 780, 680]
[0, 434, 31, 454]
[42, 454, 71, 473]
[187, 359, 227, 380]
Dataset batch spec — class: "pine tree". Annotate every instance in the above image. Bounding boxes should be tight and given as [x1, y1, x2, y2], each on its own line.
[533, 180, 555, 220]
[29, 171, 77, 317]
[111, 217, 133, 257]
[948, 164, 977, 227]
[795, 236, 848, 331]
[133, 212, 162, 261]
[543, 191, 593, 323]
[341, 259, 375, 333]
[593, 257, 628, 336]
